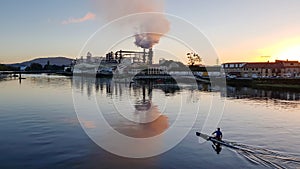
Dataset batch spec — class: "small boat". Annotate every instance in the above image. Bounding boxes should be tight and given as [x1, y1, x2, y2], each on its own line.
[96, 67, 113, 77]
[196, 132, 237, 149]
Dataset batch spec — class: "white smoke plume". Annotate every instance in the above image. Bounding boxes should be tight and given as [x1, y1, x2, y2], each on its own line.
[92, 0, 170, 49]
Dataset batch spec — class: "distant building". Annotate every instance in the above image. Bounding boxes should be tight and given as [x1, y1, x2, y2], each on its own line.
[222, 60, 300, 78]
[276, 60, 300, 77]
[77, 52, 105, 64]
[221, 62, 246, 77]
[242, 62, 283, 78]
[86, 52, 92, 62]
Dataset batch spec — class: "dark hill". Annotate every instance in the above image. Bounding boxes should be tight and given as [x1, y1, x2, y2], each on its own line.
[9, 57, 74, 67]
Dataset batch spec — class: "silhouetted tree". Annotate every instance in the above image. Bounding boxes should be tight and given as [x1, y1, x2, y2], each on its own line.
[0, 64, 19, 71]
[187, 52, 201, 66]
[26, 63, 43, 71]
[44, 60, 51, 70]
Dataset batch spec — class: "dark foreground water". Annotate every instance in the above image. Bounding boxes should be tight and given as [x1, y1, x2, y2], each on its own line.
[0, 75, 299, 169]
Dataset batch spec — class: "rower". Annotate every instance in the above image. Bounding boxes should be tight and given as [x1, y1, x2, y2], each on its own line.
[212, 128, 223, 141]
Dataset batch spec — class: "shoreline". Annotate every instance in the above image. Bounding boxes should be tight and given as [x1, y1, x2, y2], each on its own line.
[226, 78, 300, 92]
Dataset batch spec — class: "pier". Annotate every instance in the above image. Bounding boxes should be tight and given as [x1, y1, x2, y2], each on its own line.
[0, 70, 72, 79]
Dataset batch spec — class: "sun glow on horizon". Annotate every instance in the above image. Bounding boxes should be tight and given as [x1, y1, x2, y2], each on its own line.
[257, 37, 300, 62]
[273, 45, 300, 61]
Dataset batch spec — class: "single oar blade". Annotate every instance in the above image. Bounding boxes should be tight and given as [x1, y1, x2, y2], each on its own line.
[196, 132, 211, 140]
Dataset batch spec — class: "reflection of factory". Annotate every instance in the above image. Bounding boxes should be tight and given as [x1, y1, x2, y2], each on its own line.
[133, 83, 153, 111]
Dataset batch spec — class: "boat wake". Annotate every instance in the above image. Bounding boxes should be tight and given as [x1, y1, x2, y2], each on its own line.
[227, 142, 300, 169]
[196, 132, 299, 168]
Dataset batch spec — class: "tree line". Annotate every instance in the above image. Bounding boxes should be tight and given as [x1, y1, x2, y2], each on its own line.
[25, 62, 66, 71]
[0, 61, 66, 71]
[0, 64, 19, 71]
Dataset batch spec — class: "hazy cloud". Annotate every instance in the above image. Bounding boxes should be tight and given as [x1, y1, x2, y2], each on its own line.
[62, 12, 96, 24]
[92, 0, 170, 48]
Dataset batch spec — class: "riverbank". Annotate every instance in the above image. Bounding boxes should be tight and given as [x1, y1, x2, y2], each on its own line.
[226, 78, 300, 92]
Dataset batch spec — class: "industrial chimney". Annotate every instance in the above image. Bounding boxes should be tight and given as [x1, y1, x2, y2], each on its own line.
[143, 48, 146, 63]
[148, 48, 153, 65]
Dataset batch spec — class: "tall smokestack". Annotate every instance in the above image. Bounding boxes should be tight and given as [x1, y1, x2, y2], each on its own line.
[148, 48, 153, 65]
[143, 48, 146, 63]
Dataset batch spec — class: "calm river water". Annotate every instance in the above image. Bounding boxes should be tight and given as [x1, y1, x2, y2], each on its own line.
[0, 74, 299, 169]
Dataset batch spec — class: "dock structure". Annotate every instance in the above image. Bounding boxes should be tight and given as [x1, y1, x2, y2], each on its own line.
[0, 70, 72, 78]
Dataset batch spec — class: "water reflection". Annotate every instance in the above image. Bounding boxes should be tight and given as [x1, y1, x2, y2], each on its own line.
[1, 75, 299, 168]
[72, 76, 202, 158]
[226, 86, 300, 101]
[109, 81, 170, 138]
[212, 143, 222, 154]
[73, 76, 300, 112]
[73, 77, 180, 138]
[223, 86, 300, 109]
[73, 77, 181, 97]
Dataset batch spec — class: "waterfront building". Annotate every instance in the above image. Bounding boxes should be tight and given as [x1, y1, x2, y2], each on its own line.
[222, 60, 300, 78]
[276, 60, 300, 77]
[242, 62, 283, 78]
[221, 62, 246, 77]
